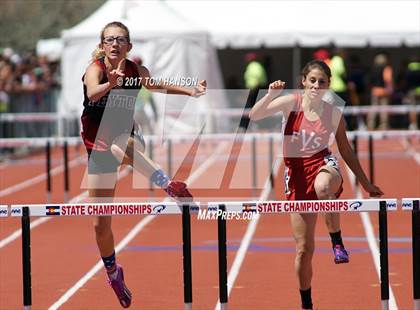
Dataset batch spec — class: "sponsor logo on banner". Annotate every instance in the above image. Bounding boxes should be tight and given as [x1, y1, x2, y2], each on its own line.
[402, 202, 412, 209]
[189, 204, 199, 212]
[349, 201, 363, 210]
[153, 204, 166, 213]
[386, 201, 397, 210]
[242, 202, 257, 213]
[0, 208, 8, 216]
[46, 205, 60, 216]
[207, 205, 219, 212]
[11, 208, 22, 215]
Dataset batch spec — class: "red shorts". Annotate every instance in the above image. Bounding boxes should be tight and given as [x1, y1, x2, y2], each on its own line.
[284, 154, 343, 201]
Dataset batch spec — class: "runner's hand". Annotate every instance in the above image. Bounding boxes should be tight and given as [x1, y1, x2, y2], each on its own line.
[267, 80, 285, 98]
[191, 80, 206, 97]
[107, 59, 125, 87]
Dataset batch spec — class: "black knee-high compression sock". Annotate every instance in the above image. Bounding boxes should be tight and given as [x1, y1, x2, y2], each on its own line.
[299, 287, 313, 309]
[329, 230, 344, 247]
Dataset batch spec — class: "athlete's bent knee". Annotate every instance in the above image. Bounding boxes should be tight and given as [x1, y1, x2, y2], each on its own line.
[296, 241, 315, 260]
[315, 181, 331, 199]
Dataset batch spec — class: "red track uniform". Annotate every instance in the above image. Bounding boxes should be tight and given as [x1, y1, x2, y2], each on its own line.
[80, 58, 141, 173]
[81, 58, 141, 152]
[283, 93, 343, 200]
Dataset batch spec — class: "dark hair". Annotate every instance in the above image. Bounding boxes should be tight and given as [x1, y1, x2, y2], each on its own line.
[91, 21, 131, 62]
[301, 59, 331, 80]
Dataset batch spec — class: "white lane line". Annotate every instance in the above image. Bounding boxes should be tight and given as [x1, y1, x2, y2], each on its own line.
[48, 215, 156, 310]
[344, 164, 398, 310]
[0, 165, 136, 250]
[0, 155, 85, 197]
[0, 217, 51, 249]
[0, 142, 196, 249]
[49, 142, 229, 309]
[400, 138, 420, 165]
[215, 156, 283, 310]
[0, 190, 88, 250]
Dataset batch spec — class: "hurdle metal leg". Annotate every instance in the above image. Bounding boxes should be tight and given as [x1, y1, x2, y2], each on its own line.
[251, 137, 257, 198]
[413, 200, 420, 310]
[379, 201, 390, 310]
[218, 204, 228, 309]
[46, 141, 51, 204]
[22, 207, 32, 310]
[182, 204, 193, 309]
[63, 141, 69, 203]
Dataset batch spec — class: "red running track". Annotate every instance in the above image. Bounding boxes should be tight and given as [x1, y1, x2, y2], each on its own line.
[0, 137, 418, 309]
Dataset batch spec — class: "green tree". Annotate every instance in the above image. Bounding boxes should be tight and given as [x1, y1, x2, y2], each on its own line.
[0, 0, 105, 52]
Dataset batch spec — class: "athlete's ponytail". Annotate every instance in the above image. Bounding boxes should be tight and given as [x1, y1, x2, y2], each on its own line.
[91, 45, 106, 63]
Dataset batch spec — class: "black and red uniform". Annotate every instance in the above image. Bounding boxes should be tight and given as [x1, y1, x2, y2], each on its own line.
[81, 58, 141, 173]
[283, 93, 343, 200]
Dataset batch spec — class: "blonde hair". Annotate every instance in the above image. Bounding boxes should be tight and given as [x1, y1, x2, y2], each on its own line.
[91, 46, 106, 62]
[90, 21, 131, 63]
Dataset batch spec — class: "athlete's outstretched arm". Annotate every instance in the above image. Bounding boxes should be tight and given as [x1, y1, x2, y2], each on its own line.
[138, 65, 206, 97]
[335, 116, 384, 197]
[249, 80, 294, 121]
[85, 59, 125, 101]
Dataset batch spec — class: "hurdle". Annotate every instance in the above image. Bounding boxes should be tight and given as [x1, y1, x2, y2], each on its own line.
[209, 198, 397, 310]
[402, 198, 420, 310]
[10, 202, 199, 310]
[0, 205, 8, 217]
[0, 136, 82, 203]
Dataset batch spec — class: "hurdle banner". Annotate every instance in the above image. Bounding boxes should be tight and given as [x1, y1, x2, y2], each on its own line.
[9, 198, 410, 309]
[0, 205, 8, 217]
[10, 202, 201, 217]
[402, 198, 420, 310]
[401, 198, 420, 211]
[15, 203, 197, 310]
[208, 198, 397, 214]
[214, 199, 395, 310]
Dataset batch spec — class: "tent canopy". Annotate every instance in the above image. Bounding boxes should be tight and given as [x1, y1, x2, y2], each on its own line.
[62, 0, 205, 40]
[166, 0, 420, 48]
[60, 0, 227, 134]
[59, 0, 419, 128]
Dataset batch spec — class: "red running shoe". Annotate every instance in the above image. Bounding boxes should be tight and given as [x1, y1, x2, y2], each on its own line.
[165, 180, 193, 201]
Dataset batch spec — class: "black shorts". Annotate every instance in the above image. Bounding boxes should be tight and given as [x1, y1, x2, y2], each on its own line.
[85, 130, 145, 174]
[87, 149, 120, 174]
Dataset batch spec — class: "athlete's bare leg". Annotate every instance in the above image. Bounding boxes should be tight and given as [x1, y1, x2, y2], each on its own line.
[291, 213, 318, 290]
[314, 166, 342, 232]
[88, 175, 117, 258]
[111, 133, 159, 178]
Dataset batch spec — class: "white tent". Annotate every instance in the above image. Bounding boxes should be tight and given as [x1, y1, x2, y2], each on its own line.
[165, 0, 419, 87]
[60, 0, 420, 132]
[60, 0, 227, 133]
[166, 0, 420, 48]
[36, 38, 63, 61]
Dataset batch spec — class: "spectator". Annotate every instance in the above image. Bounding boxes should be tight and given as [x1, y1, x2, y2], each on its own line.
[404, 57, 420, 130]
[313, 48, 331, 67]
[0, 59, 14, 113]
[347, 54, 367, 130]
[314, 49, 352, 129]
[367, 53, 393, 130]
[238, 52, 268, 132]
[0, 47, 61, 138]
[330, 49, 348, 103]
